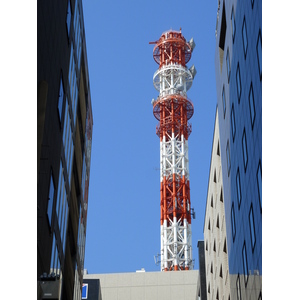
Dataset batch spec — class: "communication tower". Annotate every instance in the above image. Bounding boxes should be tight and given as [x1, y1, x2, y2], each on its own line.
[150, 29, 196, 271]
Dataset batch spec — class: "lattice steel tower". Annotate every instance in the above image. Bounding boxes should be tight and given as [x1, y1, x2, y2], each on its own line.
[150, 29, 196, 271]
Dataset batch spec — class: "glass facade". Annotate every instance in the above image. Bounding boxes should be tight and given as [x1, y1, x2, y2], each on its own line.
[214, 0, 262, 299]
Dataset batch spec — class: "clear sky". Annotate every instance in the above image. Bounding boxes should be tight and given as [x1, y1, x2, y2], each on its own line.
[82, 0, 219, 274]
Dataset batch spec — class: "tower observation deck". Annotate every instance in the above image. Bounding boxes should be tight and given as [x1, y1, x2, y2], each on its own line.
[150, 29, 196, 271]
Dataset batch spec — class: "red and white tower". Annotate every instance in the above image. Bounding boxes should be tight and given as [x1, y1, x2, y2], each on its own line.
[150, 29, 196, 271]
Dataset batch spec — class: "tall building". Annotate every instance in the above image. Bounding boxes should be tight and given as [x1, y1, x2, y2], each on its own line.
[150, 29, 197, 271]
[37, 0, 93, 299]
[208, 0, 262, 299]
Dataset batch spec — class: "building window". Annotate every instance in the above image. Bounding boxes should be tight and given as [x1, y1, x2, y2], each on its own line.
[226, 140, 231, 176]
[222, 85, 226, 118]
[219, 2, 227, 72]
[236, 168, 242, 208]
[219, 265, 223, 278]
[257, 29, 262, 80]
[251, 0, 255, 9]
[249, 203, 256, 251]
[257, 160, 262, 211]
[50, 232, 61, 277]
[68, 44, 78, 125]
[73, 0, 82, 67]
[236, 274, 242, 300]
[242, 241, 249, 286]
[231, 203, 236, 242]
[58, 73, 64, 122]
[231, 104, 236, 141]
[66, 0, 71, 37]
[231, 6, 236, 42]
[216, 215, 220, 228]
[211, 196, 214, 208]
[220, 188, 223, 202]
[242, 16, 248, 58]
[258, 292, 262, 300]
[208, 219, 211, 230]
[47, 169, 55, 227]
[226, 48, 231, 82]
[223, 239, 227, 253]
[242, 128, 248, 171]
[249, 82, 256, 128]
[236, 63, 241, 102]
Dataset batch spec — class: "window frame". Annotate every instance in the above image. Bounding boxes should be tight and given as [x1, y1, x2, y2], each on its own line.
[231, 104, 236, 142]
[242, 128, 248, 172]
[249, 203, 256, 252]
[249, 82, 256, 129]
[236, 62, 241, 103]
[256, 29, 262, 80]
[236, 167, 242, 208]
[242, 16, 248, 59]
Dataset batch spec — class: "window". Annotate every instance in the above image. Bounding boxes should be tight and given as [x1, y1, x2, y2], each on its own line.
[231, 203, 236, 242]
[226, 140, 231, 176]
[219, 265, 223, 278]
[216, 215, 220, 228]
[222, 86, 226, 118]
[242, 16, 248, 58]
[249, 203, 256, 251]
[236, 63, 241, 102]
[68, 44, 78, 125]
[257, 29, 262, 80]
[50, 232, 61, 277]
[211, 196, 214, 208]
[231, 6, 236, 42]
[242, 241, 249, 286]
[208, 219, 211, 230]
[236, 274, 242, 300]
[220, 188, 223, 202]
[257, 160, 262, 211]
[219, 2, 227, 72]
[231, 104, 236, 141]
[47, 169, 55, 227]
[213, 240, 216, 252]
[214, 169, 217, 183]
[249, 82, 256, 128]
[211, 262, 213, 273]
[223, 239, 227, 253]
[258, 292, 262, 300]
[236, 168, 242, 207]
[66, 0, 71, 37]
[242, 128, 248, 171]
[206, 241, 208, 251]
[251, 0, 255, 9]
[73, 0, 82, 66]
[226, 48, 231, 82]
[58, 73, 64, 122]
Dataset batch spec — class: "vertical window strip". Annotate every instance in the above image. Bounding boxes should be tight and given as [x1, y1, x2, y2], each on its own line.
[81, 153, 86, 199]
[226, 140, 230, 176]
[242, 242, 249, 286]
[56, 161, 63, 218]
[231, 6, 235, 42]
[242, 129, 248, 171]
[231, 204, 236, 242]
[222, 86, 226, 118]
[62, 196, 69, 253]
[257, 161, 262, 211]
[226, 48, 231, 82]
[257, 30, 262, 80]
[236, 63, 241, 102]
[231, 104, 236, 141]
[58, 74, 64, 121]
[249, 83, 256, 128]
[249, 204, 256, 251]
[242, 16, 248, 58]
[66, 0, 71, 37]
[47, 170, 55, 227]
[236, 168, 242, 207]
[50, 233, 56, 274]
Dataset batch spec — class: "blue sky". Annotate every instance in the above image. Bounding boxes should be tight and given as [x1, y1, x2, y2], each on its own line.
[82, 0, 218, 274]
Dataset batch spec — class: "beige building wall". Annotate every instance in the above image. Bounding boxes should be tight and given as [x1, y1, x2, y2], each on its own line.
[84, 270, 198, 300]
[203, 109, 231, 300]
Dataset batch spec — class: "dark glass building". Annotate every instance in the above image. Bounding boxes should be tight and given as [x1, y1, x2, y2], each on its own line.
[37, 0, 93, 299]
[214, 0, 262, 299]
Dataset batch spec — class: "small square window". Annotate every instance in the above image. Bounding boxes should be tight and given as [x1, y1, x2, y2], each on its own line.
[242, 128, 248, 171]
[257, 160, 262, 211]
[249, 82, 256, 128]
[242, 242, 249, 286]
[231, 203, 236, 242]
[222, 86, 226, 118]
[249, 203, 256, 251]
[242, 16, 248, 58]
[236, 168, 242, 208]
[257, 29, 262, 80]
[226, 140, 231, 176]
[236, 63, 241, 102]
[231, 6, 236, 42]
[226, 48, 231, 82]
[231, 104, 236, 141]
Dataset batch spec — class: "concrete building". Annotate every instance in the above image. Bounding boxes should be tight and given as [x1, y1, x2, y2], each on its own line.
[210, 0, 262, 299]
[84, 270, 199, 300]
[37, 0, 93, 299]
[203, 109, 230, 300]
